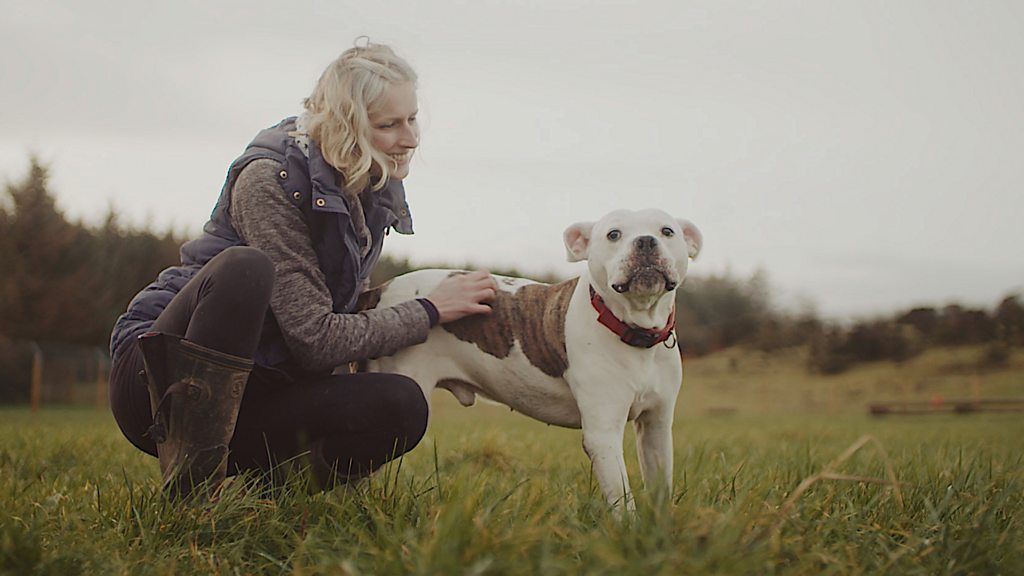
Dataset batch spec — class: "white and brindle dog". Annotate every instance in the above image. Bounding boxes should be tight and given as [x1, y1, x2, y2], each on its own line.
[361, 209, 702, 510]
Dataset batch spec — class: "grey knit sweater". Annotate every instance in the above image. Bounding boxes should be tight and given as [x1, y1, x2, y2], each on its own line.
[230, 158, 431, 373]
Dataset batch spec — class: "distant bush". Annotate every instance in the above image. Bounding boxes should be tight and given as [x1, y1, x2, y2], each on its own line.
[807, 321, 923, 374]
[994, 294, 1024, 347]
[807, 327, 850, 374]
[674, 270, 773, 355]
[896, 304, 998, 346]
[979, 342, 1011, 370]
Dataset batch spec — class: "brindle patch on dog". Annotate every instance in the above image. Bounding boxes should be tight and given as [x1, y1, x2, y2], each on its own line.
[443, 277, 579, 378]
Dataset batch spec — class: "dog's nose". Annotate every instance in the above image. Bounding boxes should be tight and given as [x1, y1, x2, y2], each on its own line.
[635, 235, 657, 252]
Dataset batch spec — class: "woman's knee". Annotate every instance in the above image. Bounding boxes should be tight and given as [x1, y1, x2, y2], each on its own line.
[379, 374, 429, 449]
[309, 375, 428, 484]
[207, 246, 275, 300]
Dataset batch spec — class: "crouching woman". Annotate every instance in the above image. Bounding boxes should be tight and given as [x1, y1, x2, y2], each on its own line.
[108, 41, 497, 499]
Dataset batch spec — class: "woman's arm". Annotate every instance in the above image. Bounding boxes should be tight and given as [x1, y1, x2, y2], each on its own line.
[230, 159, 431, 372]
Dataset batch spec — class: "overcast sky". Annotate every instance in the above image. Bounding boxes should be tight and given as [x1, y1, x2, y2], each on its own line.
[2, 0, 1022, 320]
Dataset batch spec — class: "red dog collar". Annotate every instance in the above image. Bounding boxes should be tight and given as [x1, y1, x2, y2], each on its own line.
[590, 286, 676, 348]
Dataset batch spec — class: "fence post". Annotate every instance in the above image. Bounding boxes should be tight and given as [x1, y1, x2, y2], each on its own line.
[95, 347, 108, 410]
[30, 341, 43, 413]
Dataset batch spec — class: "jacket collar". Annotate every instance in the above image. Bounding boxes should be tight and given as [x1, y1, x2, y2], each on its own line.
[305, 131, 415, 236]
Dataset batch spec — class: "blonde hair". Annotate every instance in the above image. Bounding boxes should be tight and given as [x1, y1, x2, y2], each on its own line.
[303, 40, 418, 193]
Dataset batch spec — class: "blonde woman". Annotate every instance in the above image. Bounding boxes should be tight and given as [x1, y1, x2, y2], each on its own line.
[109, 41, 497, 499]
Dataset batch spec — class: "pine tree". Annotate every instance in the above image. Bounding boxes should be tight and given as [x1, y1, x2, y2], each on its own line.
[86, 207, 182, 345]
[0, 157, 95, 342]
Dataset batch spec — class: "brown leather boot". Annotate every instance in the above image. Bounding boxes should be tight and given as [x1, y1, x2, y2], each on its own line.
[137, 332, 252, 501]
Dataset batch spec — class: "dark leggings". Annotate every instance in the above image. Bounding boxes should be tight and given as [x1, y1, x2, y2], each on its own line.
[109, 246, 428, 484]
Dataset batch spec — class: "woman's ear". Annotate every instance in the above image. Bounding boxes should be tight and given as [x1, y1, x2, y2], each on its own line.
[563, 221, 595, 262]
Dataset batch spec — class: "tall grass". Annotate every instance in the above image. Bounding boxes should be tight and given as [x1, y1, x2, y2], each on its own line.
[2, 347, 1023, 575]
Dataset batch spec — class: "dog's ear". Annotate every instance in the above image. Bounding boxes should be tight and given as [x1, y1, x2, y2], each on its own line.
[563, 221, 595, 262]
[677, 218, 703, 259]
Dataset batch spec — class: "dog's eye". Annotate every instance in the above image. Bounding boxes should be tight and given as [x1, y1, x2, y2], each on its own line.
[661, 227, 675, 237]
[606, 229, 622, 241]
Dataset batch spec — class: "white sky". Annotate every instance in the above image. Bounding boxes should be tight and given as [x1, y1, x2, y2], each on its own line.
[2, 0, 1022, 320]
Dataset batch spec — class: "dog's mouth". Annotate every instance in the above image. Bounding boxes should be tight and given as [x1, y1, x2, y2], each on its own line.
[611, 266, 678, 294]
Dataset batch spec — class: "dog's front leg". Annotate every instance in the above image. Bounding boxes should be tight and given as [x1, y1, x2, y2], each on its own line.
[582, 427, 633, 511]
[576, 395, 633, 512]
[634, 404, 675, 505]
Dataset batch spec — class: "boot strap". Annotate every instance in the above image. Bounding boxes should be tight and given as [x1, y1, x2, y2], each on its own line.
[145, 380, 189, 444]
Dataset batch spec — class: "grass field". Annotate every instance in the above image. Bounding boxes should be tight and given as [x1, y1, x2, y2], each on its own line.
[2, 346, 1023, 575]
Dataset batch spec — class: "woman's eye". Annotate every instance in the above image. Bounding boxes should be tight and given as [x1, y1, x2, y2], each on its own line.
[661, 227, 675, 237]
[607, 230, 621, 241]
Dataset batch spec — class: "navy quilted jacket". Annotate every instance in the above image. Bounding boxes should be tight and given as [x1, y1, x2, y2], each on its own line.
[109, 118, 414, 371]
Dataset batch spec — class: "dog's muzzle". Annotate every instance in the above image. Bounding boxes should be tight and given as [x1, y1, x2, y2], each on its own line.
[610, 236, 678, 294]
[611, 269, 677, 294]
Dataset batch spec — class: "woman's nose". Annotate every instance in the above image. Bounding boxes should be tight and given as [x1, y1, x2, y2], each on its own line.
[399, 123, 419, 147]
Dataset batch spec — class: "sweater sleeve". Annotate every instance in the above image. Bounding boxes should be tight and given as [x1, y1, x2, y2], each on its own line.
[229, 158, 432, 372]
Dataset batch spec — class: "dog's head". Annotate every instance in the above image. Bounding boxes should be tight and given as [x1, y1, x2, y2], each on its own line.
[564, 209, 702, 312]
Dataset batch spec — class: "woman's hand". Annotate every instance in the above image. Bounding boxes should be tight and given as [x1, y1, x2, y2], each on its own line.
[426, 270, 498, 324]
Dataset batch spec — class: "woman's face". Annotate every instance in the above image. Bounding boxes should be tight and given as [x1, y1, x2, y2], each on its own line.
[369, 81, 419, 181]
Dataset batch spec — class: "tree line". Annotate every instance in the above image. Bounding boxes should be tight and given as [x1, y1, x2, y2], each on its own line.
[0, 158, 184, 400]
[1, 157, 1021, 401]
[674, 270, 1022, 374]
